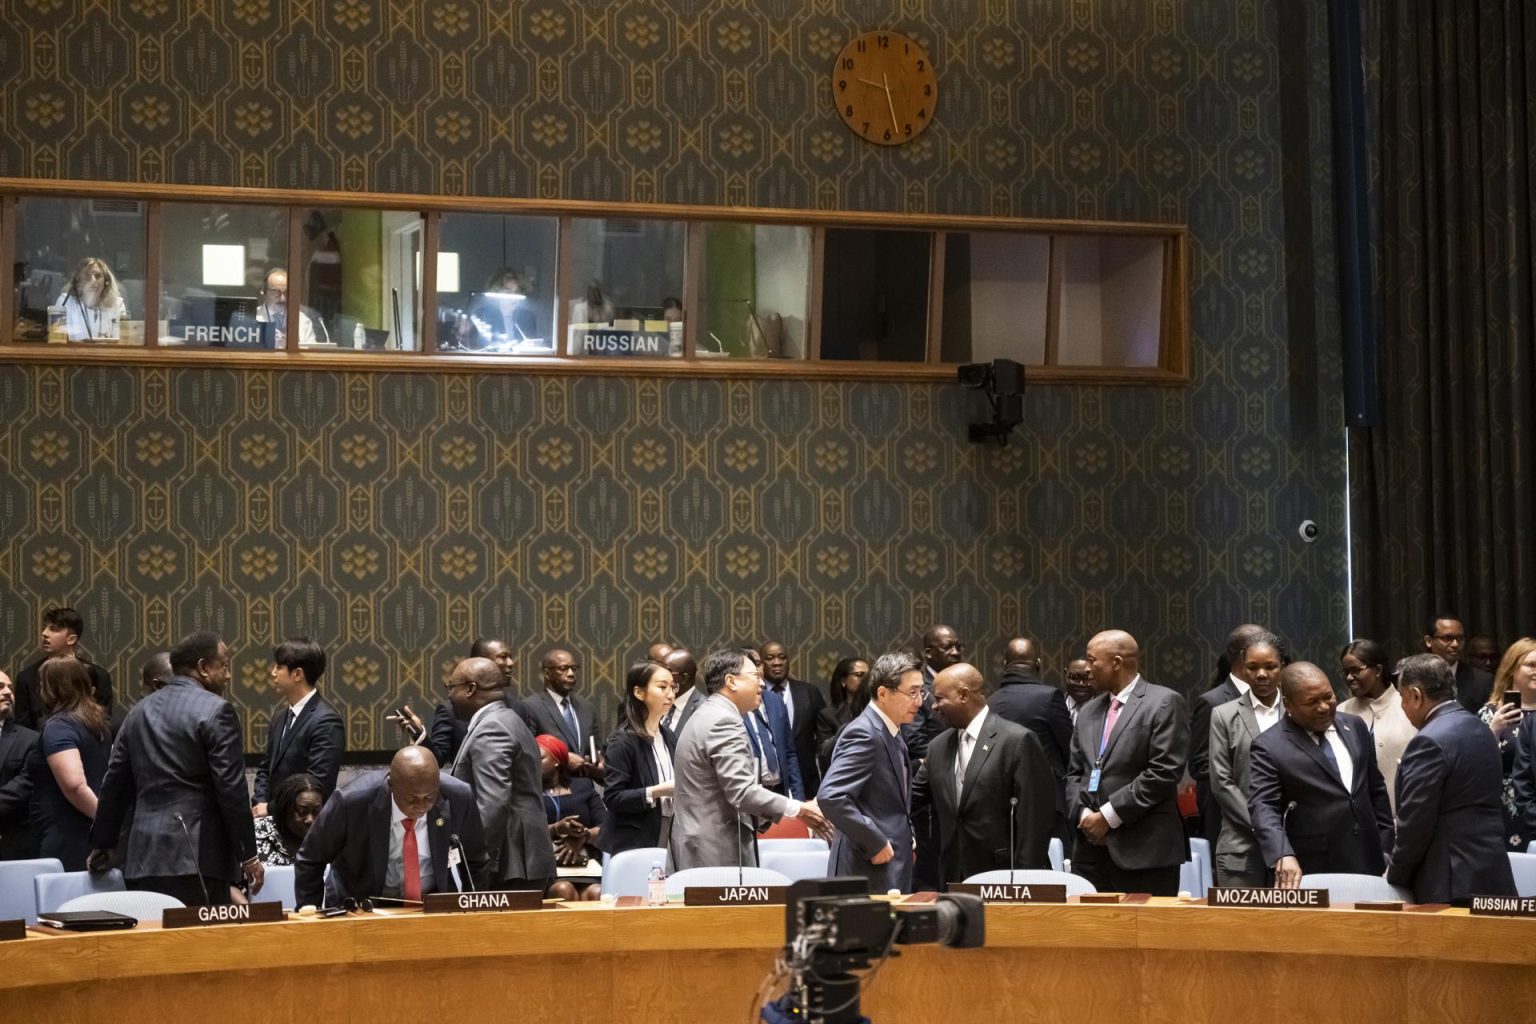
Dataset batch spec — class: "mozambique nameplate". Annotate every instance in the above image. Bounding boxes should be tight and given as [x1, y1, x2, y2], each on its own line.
[0, 918, 24, 941]
[162, 901, 285, 929]
[948, 883, 1067, 904]
[1469, 895, 1536, 918]
[1207, 887, 1329, 908]
[683, 886, 787, 906]
[422, 890, 543, 913]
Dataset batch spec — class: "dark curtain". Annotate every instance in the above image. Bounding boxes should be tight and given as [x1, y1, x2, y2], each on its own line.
[1350, 0, 1536, 652]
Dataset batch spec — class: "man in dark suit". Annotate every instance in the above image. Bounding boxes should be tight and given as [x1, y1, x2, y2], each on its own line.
[518, 648, 605, 782]
[916, 663, 1053, 885]
[760, 641, 827, 797]
[820, 651, 923, 893]
[1424, 616, 1495, 714]
[1390, 654, 1517, 904]
[251, 637, 345, 815]
[1248, 662, 1393, 886]
[907, 625, 965, 890]
[295, 745, 487, 907]
[451, 657, 557, 891]
[88, 631, 261, 906]
[1063, 659, 1095, 724]
[745, 680, 805, 800]
[0, 670, 40, 860]
[987, 636, 1073, 840]
[1189, 624, 1266, 845]
[12, 606, 114, 731]
[662, 649, 701, 734]
[1065, 630, 1190, 895]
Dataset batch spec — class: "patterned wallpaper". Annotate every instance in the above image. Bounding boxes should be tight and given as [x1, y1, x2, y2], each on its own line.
[0, 0, 1351, 750]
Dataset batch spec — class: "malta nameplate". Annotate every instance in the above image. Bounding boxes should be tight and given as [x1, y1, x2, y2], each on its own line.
[163, 901, 285, 929]
[948, 883, 1067, 904]
[1470, 896, 1536, 918]
[683, 886, 787, 906]
[422, 890, 543, 913]
[1207, 887, 1329, 908]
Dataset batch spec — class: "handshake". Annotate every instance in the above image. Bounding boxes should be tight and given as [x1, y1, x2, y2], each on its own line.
[795, 799, 835, 841]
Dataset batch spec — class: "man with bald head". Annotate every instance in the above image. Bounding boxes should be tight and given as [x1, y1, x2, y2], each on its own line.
[988, 636, 1073, 839]
[1064, 630, 1190, 895]
[663, 648, 703, 733]
[451, 657, 557, 892]
[907, 625, 965, 889]
[1247, 662, 1392, 887]
[518, 647, 605, 783]
[914, 664, 1054, 885]
[648, 642, 674, 664]
[1191, 623, 1271, 844]
[295, 745, 487, 907]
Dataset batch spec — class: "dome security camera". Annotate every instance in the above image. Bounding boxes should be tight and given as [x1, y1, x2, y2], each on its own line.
[1298, 520, 1320, 543]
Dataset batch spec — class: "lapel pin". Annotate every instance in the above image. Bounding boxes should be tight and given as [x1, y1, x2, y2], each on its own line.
[435, 817, 444, 827]
[982, 745, 990, 752]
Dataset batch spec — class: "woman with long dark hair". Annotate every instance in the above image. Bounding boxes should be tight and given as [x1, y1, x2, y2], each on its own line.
[598, 660, 678, 857]
[254, 773, 325, 866]
[27, 657, 110, 869]
[814, 657, 869, 777]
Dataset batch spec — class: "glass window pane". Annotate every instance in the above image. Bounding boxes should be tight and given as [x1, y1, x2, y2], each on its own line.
[697, 223, 811, 359]
[818, 228, 930, 362]
[295, 208, 424, 352]
[14, 197, 147, 345]
[939, 232, 1049, 365]
[435, 213, 557, 355]
[1056, 236, 1166, 367]
[159, 203, 288, 349]
[567, 218, 684, 359]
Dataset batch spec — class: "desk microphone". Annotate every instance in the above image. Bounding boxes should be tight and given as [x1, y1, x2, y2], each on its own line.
[737, 819, 747, 887]
[1281, 800, 1297, 836]
[1008, 796, 1018, 883]
[449, 833, 477, 892]
[174, 813, 212, 906]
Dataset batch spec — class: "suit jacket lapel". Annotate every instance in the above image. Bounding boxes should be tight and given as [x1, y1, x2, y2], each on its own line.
[370, 784, 393, 895]
[273, 696, 317, 764]
[929, 731, 957, 816]
[1100, 686, 1145, 762]
[868, 708, 908, 804]
[958, 716, 999, 808]
[1283, 717, 1346, 792]
[426, 796, 451, 892]
[0, 722, 19, 768]
[1236, 699, 1259, 740]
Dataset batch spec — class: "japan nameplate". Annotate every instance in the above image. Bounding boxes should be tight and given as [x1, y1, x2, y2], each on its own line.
[1207, 887, 1329, 908]
[683, 886, 787, 906]
[422, 890, 544, 913]
[162, 901, 285, 929]
[947, 883, 1067, 904]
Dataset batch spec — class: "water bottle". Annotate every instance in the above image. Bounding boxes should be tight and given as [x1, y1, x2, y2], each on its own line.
[646, 861, 667, 905]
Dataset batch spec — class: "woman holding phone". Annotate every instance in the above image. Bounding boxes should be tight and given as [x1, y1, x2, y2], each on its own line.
[1478, 637, 1536, 851]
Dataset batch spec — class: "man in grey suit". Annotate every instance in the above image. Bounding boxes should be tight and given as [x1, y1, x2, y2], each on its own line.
[449, 657, 556, 891]
[915, 663, 1054, 886]
[1208, 632, 1285, 885]
[669, 648, 831, 871]
[820, 651, 925, 893]
[88, 631, 261, 906]
[1065, 630, 1190, 896]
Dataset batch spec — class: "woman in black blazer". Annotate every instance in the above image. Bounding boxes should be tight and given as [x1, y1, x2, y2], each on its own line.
[814, 657, 869, 779]
[599, 661, 678, 856]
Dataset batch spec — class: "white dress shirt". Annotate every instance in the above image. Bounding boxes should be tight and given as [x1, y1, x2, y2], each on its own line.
[1249, 690, 1281, 733]
[383, 794, 434, 898]
[871, 703, 901, 737]
[285, 687, 316, 723]
[1315, 724, 1355, 792]
[957, 705, 989, 797]
[1085, 676, 1142, 830]
[646, 730, 674, 811]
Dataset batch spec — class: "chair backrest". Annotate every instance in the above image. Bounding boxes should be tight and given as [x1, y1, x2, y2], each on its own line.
[262, 865, 297, 910]
[35, 869, 125, 914]
[0, 858, 64, 924]
[55, 890, 185, 919]
[1048, 837, 1064, 872]
[960, 869, 1097, 896]
[1299, 873, 1413, 903]
[1188, 838, 1214, 891]
[759, 850, 830, 883]
[1178, 859, 1201, 895]
[1508, 852, 1536, 898]
[758, 838, 830, 855]
[664, 866, 790, 898]
[760, 817, 811, 840]
[602, 847, 668, 898]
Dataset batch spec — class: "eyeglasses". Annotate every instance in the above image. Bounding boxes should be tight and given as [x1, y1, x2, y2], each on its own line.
[893, 685, 924, 700]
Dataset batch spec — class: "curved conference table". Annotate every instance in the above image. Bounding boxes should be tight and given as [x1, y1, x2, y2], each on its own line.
[5, 896, 1535, 1023]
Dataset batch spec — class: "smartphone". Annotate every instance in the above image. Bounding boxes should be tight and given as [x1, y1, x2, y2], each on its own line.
[1504, 690, 1521, 708]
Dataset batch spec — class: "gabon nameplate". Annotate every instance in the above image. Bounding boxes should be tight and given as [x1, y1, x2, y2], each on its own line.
[162, 901, 286, 929]
[947, 883, 1067, 904]
[1469, 896, 1536, 918]
[683, 886, 788, 906]
[1207, 887, 1329, 908]
[422, 890, 544, 913]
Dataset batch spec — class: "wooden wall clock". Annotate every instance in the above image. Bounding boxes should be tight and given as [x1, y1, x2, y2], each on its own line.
[832, 30, 938, 146]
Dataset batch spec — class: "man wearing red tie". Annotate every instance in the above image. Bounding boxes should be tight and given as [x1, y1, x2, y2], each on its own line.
[1064, 630, 1190, 895]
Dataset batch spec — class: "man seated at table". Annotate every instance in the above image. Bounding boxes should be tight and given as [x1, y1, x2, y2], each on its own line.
[295, 745, 487, 908]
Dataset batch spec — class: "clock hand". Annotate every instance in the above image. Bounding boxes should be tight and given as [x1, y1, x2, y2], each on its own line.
[882, 72, 900, 131]
[856, 77, 883, 88]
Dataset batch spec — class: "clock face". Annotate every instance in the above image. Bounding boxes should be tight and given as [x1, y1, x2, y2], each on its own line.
[832, 31, 938, 146]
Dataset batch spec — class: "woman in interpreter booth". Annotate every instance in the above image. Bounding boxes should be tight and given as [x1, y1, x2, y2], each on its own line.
[56, 257, 128, 341]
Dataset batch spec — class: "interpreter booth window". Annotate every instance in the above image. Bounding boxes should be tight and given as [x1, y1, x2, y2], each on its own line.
[696, 223, 811, 360]
[295, 208, 423, 352]
[13, 197, 147, 345]
[158, 203, 288, 349]
[1055, 235, 1166, 367]
[939, 232, 1049, 365]
[566, 217, 685, 358]
[437, 213, 557, 355]
[818, 228, 930, 362]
